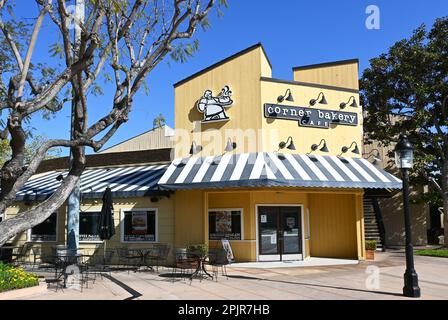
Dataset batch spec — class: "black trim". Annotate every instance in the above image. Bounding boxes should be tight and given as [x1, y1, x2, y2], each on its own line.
[292, 58, 359, 71]
[260, 77, 359, 94]
[173, 43, 272, 87]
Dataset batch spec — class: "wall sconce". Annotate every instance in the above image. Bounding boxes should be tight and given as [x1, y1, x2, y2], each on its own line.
[278, 136, 296, 151]
[341, 141, 360, 155]
[189, 141, 203, 155]
[277, 89, 294, 103]
[225, 138, 237, 152]
[363, 148, 382, 165]
[309, 92, 327, 106]
[311, 139, 329, 152]
[339, 96, 358, 109]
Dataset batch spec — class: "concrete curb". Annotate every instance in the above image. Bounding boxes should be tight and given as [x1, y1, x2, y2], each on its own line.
[0, 281, 48, 300]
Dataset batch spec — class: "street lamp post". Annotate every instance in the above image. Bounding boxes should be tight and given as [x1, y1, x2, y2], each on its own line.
[394, 134, 421, 298]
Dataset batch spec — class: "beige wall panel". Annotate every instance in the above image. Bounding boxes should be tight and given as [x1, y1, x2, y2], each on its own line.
[309, 193, 359, 259]
[293, 62, 359, 90]
[174, 48, 264, 158]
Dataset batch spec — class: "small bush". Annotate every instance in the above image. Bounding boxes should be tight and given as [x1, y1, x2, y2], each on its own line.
[0, 262, 39, 293]
[187, 244, 209, 256]
[365, 240, 377, 251]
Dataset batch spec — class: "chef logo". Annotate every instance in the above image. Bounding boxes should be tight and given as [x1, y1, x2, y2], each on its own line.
[197, 86, 233, 122]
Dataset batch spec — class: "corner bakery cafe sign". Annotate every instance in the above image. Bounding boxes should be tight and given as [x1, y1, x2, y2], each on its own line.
[264, 103, 358, 129]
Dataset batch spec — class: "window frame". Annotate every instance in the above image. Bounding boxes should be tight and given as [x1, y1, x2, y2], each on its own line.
[27, 211, 59, 243]
[79, 210, 104, 244]
[208, 208, 244, 241]
[120, 208, 159, 244]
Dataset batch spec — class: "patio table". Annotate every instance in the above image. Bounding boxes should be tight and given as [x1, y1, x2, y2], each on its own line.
[128, 248, 155, 271]
[189, 252, 214, 280]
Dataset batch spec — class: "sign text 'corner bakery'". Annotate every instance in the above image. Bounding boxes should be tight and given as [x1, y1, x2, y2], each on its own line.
[159, 43, 401, 262]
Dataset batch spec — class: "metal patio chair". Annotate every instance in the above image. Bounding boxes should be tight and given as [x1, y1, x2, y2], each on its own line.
[207, 248, 229, 281]
[116, 247, 141, 273]
[171, 248, 197, 283]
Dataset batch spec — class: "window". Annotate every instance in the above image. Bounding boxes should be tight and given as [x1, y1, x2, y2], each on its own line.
[209, 209, 242, 240]
[121, 209, 157, 242]
[80, 211, 101, 242]
[29, 212, 57, 242]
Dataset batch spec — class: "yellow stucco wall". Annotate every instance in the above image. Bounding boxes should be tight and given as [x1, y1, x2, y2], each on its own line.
[173, 188, 364, 262]
[5, 196, 175, 263]
[293, 61, 359, 90]
[260, 80, 362, 155]
[174, 45, 362, 158]
[174, 47, 265, 158]
[309, 192, 364, 259]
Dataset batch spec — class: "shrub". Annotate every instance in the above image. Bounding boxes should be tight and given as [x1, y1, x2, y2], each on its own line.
[0, 262, 39, 293]
[365, 240, 377, 251]
[187, 243, 209, 256]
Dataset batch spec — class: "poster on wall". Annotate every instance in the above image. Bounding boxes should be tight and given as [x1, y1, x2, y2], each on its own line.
[216, 211, 232, 233]
[131, 211, 147, 235]
[209, 210, 242, 240]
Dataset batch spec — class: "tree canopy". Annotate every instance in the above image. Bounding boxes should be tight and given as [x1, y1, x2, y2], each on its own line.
[361, 16, 448, 243]
[0, 0, 226, 246]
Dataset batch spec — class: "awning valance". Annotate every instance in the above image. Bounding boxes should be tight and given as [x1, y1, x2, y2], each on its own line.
[158, 152, 402, 190]
[16, 164, 168, 201]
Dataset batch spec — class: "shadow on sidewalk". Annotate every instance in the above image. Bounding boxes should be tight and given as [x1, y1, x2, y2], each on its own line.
[227, 275, 404, 298]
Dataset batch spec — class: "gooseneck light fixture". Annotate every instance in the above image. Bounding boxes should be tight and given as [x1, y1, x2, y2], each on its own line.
[278, 136, 296, 151]
[394, 134, 420, 298]
[341, 141, 360, 155]
[189, 141, 203, 155]
[225, 138, 237, 152]
[309, 92, 327, 106]
[339, 96, 358, 109]
[277, 89, 294, 103]
[363, 149, 382, 165]
[310, 139, 329, 152]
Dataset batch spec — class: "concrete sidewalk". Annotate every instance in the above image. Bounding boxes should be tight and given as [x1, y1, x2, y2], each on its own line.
[15, 251, 448, 300]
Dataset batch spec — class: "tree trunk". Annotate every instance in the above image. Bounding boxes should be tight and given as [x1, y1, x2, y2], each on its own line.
[0, 174, 80, 246]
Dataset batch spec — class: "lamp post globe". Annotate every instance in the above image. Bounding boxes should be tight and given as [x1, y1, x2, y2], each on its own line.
[394, 134, 421, 298]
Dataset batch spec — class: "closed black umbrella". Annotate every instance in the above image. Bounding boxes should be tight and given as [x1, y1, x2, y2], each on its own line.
[98, 187, 115, 258]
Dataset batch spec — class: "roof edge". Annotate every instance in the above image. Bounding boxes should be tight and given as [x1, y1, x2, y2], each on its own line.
[292, 58, 359, 71]
[173, 43, 272, 88]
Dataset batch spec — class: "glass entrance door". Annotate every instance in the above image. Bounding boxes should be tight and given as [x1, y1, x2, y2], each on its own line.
[258, 206, 302, 261]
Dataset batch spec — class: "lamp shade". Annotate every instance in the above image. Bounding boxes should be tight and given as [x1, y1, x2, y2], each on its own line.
[285, 91, 294, 102]
[394, 134, 413, 169]
[225, 139, 237, 152]
[319, 94, 328, 105]
[320, 142, 329, 152]
[287, 140, 296, 150]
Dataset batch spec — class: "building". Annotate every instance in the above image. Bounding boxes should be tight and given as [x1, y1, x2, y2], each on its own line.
[4, 43, 402, 262]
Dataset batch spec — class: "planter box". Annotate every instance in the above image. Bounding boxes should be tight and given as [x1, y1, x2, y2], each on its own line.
[0, 281, 47, 300]
[366, 250, 375, 260]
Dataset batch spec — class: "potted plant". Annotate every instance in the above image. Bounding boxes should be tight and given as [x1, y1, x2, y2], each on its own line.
[365, 240, 377, 260]
[187, 243, 209, 258]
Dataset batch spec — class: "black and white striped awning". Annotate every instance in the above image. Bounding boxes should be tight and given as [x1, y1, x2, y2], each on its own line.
[16, 164, 169, 201]
[158, 152, 402, 190]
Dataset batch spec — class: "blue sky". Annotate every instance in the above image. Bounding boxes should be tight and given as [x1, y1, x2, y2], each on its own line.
[16, 0, 448, 155]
